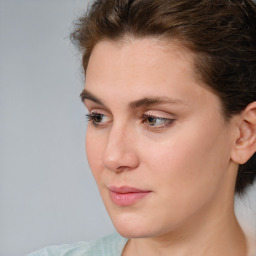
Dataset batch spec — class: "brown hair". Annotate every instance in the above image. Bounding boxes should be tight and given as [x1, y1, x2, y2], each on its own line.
[71, 0, 256, 193]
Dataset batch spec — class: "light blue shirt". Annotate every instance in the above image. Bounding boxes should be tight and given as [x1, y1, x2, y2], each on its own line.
[27, 233, 128, 256]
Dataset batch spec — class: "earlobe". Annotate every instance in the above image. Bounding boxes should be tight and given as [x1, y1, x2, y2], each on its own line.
[231, 102, 256, 165]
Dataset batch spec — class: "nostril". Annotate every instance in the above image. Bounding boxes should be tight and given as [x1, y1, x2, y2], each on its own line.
[116, 165, 133, 173]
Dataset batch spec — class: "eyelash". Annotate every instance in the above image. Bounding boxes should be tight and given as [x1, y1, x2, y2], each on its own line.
[85, 112, 106, 127]
[142, 114, 174, 128]
[85, 112, 174, 129]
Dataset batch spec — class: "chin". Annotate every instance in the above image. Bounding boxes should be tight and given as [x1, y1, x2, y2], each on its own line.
[107, 210, 154, 238]
[114, 222, 155, 239]
[108, 209, 174, 239]
[113, 219, 177, 239]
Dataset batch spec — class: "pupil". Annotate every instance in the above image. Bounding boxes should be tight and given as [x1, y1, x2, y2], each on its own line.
[148, 116, 156, 125]
[95, 115, 102, 122]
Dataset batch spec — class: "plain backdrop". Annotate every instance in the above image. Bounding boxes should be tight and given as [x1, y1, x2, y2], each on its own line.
[1, 1, 256, 256]
[0, 1, 115, 256]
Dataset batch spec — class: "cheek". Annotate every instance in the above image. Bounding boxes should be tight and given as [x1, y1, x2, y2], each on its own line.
[134, 124, 231, 228]
[140, 121, 230, 197]
[85, 128, 105, 181]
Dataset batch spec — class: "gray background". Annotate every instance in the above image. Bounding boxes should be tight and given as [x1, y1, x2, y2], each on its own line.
[1, 1, 256, 256]
[0, 1, 115, 256]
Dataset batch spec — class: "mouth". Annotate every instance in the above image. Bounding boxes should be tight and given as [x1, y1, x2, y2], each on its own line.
[108, 186, 152, 206]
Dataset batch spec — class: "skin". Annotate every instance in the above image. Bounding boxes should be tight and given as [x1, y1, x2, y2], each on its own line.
[83, 37, 248, 256]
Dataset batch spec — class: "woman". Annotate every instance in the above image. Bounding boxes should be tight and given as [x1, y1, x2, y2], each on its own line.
[29, 0, 256, 255]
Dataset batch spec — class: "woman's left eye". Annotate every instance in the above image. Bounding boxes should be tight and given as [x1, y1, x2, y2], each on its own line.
[142, 114, 174, 128]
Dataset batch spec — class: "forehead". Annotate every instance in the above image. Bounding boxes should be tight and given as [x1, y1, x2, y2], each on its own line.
[88, 37, 195, 71]
[86, 37, 197, 86]
[84, 37, 221, 113]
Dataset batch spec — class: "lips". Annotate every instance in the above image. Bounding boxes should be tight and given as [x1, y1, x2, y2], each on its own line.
[108, 186, 151, 206]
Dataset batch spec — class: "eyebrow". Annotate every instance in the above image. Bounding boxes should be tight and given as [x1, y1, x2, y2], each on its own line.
[80, 89, 185, 108]
[80, 89, 104, 105]
[129, 97, 184, 108]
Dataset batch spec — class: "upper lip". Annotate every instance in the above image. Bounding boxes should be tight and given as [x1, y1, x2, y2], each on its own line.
[109, 186, 151, 194]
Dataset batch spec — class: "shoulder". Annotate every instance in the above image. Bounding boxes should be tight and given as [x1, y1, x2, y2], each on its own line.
[27, 233, 128, 256]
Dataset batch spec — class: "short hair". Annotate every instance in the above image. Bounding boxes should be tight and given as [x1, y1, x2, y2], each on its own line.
[71, 0, 256, 193]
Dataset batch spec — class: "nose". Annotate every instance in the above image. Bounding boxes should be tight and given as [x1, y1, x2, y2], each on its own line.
[103, 123, 139, 173]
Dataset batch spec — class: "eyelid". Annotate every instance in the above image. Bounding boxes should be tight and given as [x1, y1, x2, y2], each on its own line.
[143, 110, 175, 119]
[84, 100, 112, 116]
[88, 108, 111, 116]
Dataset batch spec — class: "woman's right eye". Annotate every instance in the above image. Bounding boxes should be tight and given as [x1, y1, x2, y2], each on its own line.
[86, 112, 110, 126]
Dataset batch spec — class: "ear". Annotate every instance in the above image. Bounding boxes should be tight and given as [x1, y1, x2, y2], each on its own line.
[231, 101, 256, 164]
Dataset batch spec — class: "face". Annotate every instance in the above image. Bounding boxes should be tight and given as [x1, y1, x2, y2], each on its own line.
[83, 38, 237, 239]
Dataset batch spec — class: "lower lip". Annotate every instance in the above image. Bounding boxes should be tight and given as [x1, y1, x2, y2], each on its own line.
[109, 191, 151, 206]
